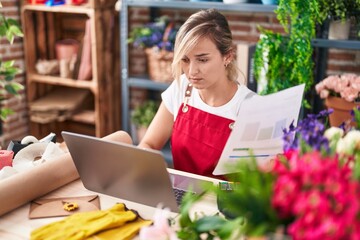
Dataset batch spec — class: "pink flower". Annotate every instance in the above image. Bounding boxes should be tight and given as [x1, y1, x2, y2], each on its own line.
[139, 206, 178, 240]
[315, 73, 360, 102]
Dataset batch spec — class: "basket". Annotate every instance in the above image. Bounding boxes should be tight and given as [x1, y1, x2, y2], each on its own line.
[145, 47, 174, 83]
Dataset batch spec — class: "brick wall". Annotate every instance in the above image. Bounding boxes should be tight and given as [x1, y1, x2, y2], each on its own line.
[0, 0, 28, 149]
[128, 8, 360, 107]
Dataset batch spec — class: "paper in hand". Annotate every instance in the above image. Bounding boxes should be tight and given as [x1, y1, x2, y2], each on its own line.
[213, 84, 305, 175]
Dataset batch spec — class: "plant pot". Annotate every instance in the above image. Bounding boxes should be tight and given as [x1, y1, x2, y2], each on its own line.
[328, 19, 351, 40]
[325, 96, 360, 127]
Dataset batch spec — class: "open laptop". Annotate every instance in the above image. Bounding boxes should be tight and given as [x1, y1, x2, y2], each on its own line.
[62, 131, 215, 212]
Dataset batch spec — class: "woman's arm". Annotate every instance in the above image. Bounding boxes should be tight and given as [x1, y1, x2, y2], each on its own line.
[138, 102, 174, 150]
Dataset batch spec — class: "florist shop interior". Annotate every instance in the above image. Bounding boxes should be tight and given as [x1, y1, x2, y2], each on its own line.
[1, 0, 360, 239]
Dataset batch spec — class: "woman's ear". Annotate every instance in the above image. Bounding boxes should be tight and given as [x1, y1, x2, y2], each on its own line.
[224, 51, 234, 66]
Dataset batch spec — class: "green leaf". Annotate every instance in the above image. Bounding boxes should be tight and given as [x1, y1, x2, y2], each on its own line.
[0, 24, 6, 36]
[3, 60, 15, 68]
[1, 108, 14, 121]
[6, 29, 14, 44]
[194, 216, 227, 232]
[9, 24, 23, 37]
[4, 82, 23, 95]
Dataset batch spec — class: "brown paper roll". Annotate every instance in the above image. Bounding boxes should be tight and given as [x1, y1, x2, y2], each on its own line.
[0, 153, 80, 216]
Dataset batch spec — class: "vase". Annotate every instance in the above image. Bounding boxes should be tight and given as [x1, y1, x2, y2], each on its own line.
[325, 96, 360, 127]
[328, 19, 351, 40]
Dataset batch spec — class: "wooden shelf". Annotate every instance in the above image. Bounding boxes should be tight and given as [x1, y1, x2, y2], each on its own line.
[22, 4, 94, 15]
[70, 110, 96, 125]
[21, 3, 120, 139]
[28, 73, 96, 92]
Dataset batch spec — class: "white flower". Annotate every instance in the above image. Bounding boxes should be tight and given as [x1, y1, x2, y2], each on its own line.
[336, 138, 346, 154]
[139, 205, 178, 240]
[324, 127, 344, 140]
[336, 130, 360, 155]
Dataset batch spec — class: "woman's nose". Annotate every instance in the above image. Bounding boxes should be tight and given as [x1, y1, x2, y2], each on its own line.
[188, 62, 199, 76]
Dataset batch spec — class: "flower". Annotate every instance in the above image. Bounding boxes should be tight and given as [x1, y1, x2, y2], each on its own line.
[139, 205, 178, 240]
[174, 107, 360, 239]
[315, 73, 360, 102]
[128, 16, 179, 52]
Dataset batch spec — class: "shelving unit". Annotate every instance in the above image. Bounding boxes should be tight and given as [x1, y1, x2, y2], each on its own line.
[120, 0, 277, 132]
[21, 1, 120, 140]
[120, 0, 277, 165]
[311, 38, 360, 113]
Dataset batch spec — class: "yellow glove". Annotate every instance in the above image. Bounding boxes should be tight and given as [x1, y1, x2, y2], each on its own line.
[31, 203, 138, 240]
[87, 217, 152, 240]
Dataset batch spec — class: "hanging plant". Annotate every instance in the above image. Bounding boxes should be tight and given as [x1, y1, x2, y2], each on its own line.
[253, 0, 324, 108]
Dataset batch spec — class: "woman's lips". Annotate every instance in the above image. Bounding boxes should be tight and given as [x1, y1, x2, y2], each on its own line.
[189, 78, 202, 83]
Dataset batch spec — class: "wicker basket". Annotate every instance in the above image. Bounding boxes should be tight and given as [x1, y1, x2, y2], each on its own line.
[145, 47, 174, 83]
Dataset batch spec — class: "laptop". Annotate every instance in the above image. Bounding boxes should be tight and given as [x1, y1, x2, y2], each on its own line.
[61, 131, 215, 212]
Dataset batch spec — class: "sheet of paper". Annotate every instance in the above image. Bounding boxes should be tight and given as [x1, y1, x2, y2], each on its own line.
[213, 84, 305, 175]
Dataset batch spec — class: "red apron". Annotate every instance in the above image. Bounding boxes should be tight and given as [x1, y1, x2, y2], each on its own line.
[171, 84, 234, 179]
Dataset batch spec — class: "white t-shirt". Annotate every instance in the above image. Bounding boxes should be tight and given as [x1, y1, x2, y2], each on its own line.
[161, 74, 257, 121]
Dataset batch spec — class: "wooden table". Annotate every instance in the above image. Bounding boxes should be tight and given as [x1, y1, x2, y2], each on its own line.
[0, 169, 220, 240]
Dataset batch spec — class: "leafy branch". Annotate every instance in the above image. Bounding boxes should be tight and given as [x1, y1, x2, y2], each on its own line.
[0, 4, 24, 120]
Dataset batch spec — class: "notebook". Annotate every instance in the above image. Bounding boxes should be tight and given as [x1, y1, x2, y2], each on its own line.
[61, 131, 214, 212]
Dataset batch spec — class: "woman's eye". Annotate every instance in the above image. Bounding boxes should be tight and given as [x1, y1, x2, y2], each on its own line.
[198, 58, 208, 63]
[181, 58, 189, 63]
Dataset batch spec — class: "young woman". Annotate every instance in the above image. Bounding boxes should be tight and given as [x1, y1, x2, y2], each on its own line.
[135, 9, 257, 178]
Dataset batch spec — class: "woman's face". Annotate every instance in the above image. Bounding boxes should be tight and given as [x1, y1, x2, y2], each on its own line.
[180, 37, 229, 90]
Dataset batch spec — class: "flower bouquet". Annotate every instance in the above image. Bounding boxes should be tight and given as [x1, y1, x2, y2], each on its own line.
[315, 73, 360, 127]
[128, 16, 179, 83]
[139, 108, 360, 240]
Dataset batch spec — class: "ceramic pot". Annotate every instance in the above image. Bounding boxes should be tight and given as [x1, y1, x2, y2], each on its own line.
[325, 96, 360, 127]
[55, 39, 79, 61]
[328, 19, 351, 40]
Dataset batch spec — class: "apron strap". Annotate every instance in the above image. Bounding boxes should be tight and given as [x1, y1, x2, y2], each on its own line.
[182, 83, 193, 113]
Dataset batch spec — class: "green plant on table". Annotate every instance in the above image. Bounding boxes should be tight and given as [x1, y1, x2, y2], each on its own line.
[253, 0, 324, 108]
[0, 2, 24, 120]
[131, 100, 159, 128]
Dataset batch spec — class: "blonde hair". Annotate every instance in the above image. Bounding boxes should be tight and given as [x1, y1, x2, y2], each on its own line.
[172, 9, 238, 83]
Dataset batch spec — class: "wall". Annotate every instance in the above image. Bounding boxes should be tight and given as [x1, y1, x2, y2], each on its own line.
[1, 3, 359, 148]
[128, 7, 360, 108]
[0, 0, 28, 149]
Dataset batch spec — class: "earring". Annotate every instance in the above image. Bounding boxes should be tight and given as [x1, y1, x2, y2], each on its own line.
[224, 62, 229, 68]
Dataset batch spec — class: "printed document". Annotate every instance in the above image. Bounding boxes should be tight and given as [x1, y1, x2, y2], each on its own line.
[213, 84, 305, 175]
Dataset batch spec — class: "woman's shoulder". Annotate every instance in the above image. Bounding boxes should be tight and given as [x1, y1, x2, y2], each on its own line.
[238, 84, 258, 99]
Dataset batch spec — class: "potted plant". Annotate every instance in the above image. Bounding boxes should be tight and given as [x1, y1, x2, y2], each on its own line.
[127, 16, 179, 83]
[318, 0, 360, 39]
[0, 3, 24, 120]
[131, 100, 159, 142]
[315, 73, 360, 127]
[253, 0, 324, 108]
[139, 109, 360, 239]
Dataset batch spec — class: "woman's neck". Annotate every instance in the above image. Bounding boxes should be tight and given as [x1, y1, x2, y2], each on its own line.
[198, 81, 238, 107]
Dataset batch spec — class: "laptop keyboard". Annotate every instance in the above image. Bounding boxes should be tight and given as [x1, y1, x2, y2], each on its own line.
[173, 187, 195, 206]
